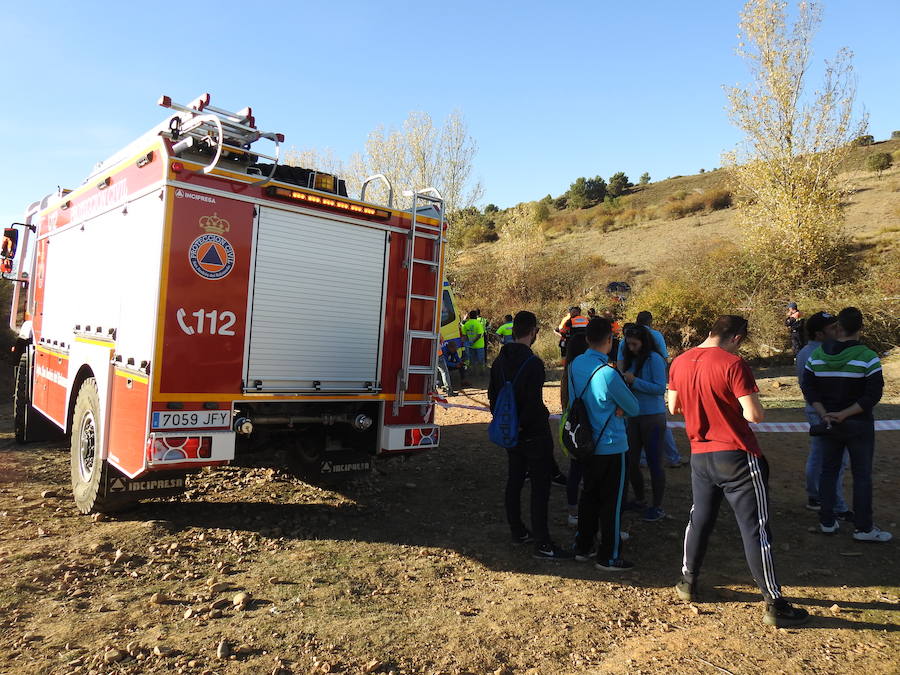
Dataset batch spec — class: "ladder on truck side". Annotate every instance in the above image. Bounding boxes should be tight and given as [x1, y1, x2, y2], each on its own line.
[394, 189, 445, 416]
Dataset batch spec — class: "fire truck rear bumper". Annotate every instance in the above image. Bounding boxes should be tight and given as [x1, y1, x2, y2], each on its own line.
[380, 425, 440, 453]
[146, 431, 235, 469]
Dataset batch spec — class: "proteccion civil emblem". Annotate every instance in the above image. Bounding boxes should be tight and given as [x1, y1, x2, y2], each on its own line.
[188, 213, 235, 280]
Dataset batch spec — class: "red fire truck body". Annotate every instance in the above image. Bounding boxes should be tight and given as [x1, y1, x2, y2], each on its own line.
[5, 94, 444, 513]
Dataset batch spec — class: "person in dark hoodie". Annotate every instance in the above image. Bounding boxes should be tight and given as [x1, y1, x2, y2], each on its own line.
[489, 311, 573, 560]
[801, 307, 889, 543]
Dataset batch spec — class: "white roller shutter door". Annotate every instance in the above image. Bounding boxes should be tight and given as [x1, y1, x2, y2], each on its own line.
[246, 207, 388, 392]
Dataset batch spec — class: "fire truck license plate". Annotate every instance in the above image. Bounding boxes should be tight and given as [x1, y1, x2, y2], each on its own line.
[151, 411, 231, 430]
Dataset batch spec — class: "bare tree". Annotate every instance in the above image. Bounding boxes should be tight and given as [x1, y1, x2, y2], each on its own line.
[438, 110, 484, 216]
[724, 0, 866, 289]
[282, 147, 346, 177]
[287, 111, 482, 218]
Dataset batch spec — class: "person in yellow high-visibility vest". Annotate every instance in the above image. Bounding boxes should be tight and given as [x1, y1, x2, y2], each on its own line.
[462, 310, 487, 373]
[496, 314, 514, 344]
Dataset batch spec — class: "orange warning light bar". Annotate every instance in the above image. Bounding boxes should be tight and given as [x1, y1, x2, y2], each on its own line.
[266, 187, 391, 220]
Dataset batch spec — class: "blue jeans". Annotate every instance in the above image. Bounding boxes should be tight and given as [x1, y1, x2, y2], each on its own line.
[663, 426, 682, 464]
[804, 410, 848, 512]
[818, 418, 875, 532]
[436, 356, 452, 392]
[627, 414, 667, 508]
[467, 346, 485, 365]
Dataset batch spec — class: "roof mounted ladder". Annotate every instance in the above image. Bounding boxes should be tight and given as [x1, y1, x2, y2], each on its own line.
[158, 93, 284, 186]
[393, 188, 445, 416]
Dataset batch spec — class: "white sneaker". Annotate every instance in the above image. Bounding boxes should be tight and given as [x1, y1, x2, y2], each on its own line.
[820, 521, 839, 534]
[567, 514, 578, 528]
[853, 527, 892, 542]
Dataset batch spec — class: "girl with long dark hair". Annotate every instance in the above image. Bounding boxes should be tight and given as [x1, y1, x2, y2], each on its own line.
[621, 323, 668, 522]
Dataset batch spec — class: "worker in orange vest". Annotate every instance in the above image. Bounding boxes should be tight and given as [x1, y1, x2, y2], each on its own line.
[555, 306, 589, 358]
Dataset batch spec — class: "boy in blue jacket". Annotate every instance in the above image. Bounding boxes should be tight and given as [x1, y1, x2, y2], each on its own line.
[570, 317, 640, 571]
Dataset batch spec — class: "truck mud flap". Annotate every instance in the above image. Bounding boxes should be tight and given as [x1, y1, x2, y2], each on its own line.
[319, 450, 373, 476]
[102, 468, 189, 500]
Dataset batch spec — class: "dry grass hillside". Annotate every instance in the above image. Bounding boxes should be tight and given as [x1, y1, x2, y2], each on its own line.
[458, 138, 900, 283]
[449, 139, 900, 363]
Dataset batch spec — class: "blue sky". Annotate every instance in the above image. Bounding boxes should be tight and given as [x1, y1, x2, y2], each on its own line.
[1, 1, 898, 223]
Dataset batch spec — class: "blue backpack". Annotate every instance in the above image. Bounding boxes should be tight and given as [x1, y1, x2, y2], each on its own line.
[488, 355, 536, 448]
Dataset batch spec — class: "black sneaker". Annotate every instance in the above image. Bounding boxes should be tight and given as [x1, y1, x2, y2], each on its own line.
[595, 558, 634, 572]
[572, 544, 596, 562]
[623, 500, 647, 512]
[805, 497, 821, 512]
[835, 510, 855, 522]
[551, 472, 568, 488]
[512, 530, 534, 544]
[763, 599, 810, 627]
[674, 578, 697, 601]
[533, 543, 575, 560]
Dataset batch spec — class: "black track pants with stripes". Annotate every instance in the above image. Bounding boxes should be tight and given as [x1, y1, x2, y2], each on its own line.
[681, 450, 783, 601]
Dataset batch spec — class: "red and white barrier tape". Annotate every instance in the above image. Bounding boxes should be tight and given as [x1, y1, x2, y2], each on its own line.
[434, 400, 900, 432]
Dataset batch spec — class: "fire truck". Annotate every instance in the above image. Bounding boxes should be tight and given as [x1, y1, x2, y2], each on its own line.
[3, 94, 448, 513]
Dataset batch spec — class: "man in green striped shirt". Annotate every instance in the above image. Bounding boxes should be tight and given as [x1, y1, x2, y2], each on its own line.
[800, 307, 889, 543]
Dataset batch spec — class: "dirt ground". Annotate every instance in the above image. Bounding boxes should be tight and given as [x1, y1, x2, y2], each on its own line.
[0, 369, 898, 675]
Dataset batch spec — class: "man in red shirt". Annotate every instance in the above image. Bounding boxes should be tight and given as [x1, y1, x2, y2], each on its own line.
[668, 315, 809, 627]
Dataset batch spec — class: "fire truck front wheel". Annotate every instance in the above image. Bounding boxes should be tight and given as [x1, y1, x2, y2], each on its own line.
[70, 378, 128, 514]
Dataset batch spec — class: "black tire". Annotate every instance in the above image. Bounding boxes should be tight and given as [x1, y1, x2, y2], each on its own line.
[14, 353, 56, 444]
[285, 433, 327, 482]
[70, 378, 130, 514]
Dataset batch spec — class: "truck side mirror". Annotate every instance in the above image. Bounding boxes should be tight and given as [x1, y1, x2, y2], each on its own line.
[2, 228, 18, 260]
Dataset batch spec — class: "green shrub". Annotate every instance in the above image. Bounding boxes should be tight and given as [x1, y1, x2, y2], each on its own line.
[625, 249, 741, 350]
[892, 131, 900, 140]
[461, 222, 498, 246]
[565, 177, 591, 209]
[866, 152, 893, 175]
[853, 134, 875, 147]
[607, 172, 631, 198]
[639, 172, 651, 185]
[625, 239, 899, 358]
[532, 201, 550, 224]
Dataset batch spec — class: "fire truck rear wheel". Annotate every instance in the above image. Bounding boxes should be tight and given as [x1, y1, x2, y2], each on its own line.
[70, 378, 124, 514]
[286, 435, 327, 482]
[14, 353, 56, 444]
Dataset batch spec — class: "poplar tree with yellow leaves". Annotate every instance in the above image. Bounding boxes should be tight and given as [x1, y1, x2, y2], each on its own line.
[725, 0, 866, 290]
